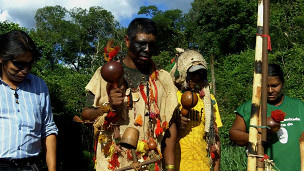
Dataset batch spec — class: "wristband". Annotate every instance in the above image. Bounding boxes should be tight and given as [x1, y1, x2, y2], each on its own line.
[166, 164, 175, 170]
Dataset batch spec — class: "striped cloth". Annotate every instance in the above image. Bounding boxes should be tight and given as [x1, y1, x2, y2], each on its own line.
[0, 73, 58, 159]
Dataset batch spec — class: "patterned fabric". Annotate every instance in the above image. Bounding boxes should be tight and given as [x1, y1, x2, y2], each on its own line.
[85, 67, 178, 171]
[175, 91, 222, 171]
[0, 74, 58, 159]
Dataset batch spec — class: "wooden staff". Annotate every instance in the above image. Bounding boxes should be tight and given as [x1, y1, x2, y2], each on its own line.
[116, 157, 161, 171]
[257, 0, 270, 170]
[247, 0, 264, 171]
[300, 132, 304, 171]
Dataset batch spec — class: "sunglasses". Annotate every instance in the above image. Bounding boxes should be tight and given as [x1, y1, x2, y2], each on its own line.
[10, 59, 34, 69]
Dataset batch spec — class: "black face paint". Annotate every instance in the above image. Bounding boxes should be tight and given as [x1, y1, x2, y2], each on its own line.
[130, 41, 156, 57]
[128, 33, 156, 70]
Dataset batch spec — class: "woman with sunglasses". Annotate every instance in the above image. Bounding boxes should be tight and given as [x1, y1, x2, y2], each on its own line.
[0, 30, 58, 171]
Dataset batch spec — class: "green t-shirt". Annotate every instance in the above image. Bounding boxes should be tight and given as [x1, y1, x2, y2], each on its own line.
[236, 96, 304, 171]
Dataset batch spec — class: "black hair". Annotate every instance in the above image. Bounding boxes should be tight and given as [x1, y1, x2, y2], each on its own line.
[0, 30, 41, 63]
[126, 18, 158, 40]
[268, 64, 284, 84]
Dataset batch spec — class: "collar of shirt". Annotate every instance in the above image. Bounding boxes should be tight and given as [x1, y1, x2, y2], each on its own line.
[0, 74, 32, 88]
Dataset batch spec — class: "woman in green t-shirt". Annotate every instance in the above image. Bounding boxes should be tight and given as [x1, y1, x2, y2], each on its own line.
[229, 64, 304, 171]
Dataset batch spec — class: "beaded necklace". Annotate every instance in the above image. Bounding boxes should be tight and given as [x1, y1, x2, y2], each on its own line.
[123, 63, 163, 143]
[123, 63, 148, 92]
[122, 63, 164, 163]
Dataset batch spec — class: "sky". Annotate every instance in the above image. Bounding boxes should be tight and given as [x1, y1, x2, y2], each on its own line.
[0, 0, 194, 29]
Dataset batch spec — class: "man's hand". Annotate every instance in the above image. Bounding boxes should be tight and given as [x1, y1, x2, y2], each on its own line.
[173, 107, 190, 129]
[180, 115, 190, 129]
[109, 85, 125, 108]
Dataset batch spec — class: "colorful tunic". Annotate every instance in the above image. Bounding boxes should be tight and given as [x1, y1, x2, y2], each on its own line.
[175, 91, 222, 171]
[85, 66, 178, 171]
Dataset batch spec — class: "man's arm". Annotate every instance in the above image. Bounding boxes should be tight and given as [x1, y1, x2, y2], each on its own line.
[81, 107, 107, 121]
[81, 85, 125, 122]
[42, 134, 57, 171]
[229, 114, 249, 146]
[81, 91, 104, 121]
[213, 133, 221, 171]
[162, 123, 177, 171]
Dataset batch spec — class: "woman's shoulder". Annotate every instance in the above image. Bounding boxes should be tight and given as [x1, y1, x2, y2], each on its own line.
[284, 95, 304, 106]
[238, 99, 253, 108]
[235, 99, 252, 116]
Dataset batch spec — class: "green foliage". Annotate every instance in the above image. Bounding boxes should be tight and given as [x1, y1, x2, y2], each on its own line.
[186, 0, 257, 58]
[2, 1, 302, 170]
[80, 150, 95, 170]
[221, 146, 247, 171]
[152, 51, 174, 72]
[138, 5, 188, 54]
[34, 6, 125, 71]
[0, 21, 23, 34]
[269, 45, 304, 101]
[270, 0, 304, 49]
[215, 49, 255, 146]
[216, 50, 255, 109]
[31, 59, 91, 116]
[138, 5, 159, 17]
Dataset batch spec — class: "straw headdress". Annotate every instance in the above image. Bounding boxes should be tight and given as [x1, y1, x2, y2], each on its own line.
[170, 49, 212, 133]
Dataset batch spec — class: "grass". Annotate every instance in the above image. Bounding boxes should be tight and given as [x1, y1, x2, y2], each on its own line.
[221, 145, 247, 171]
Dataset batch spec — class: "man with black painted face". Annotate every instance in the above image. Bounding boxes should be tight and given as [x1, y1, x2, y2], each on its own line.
[123, 22, 157, 75]
[82, 18, 178, 171]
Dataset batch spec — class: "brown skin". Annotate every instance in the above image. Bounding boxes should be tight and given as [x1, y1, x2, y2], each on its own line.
[213, 134, 221, 171]
[43, 134, 57, 171]
[229, 114, 249, 146]
[229, 76, 285, 146]
[81, 84, 125, 121]
[81, 86, 126, 121]
[163, 123, 177, 171]
[0, 52, 32, 89]
[82, 106, 108, 121]
[1, 53, 57, 171]
[267, 76, 284, 106]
